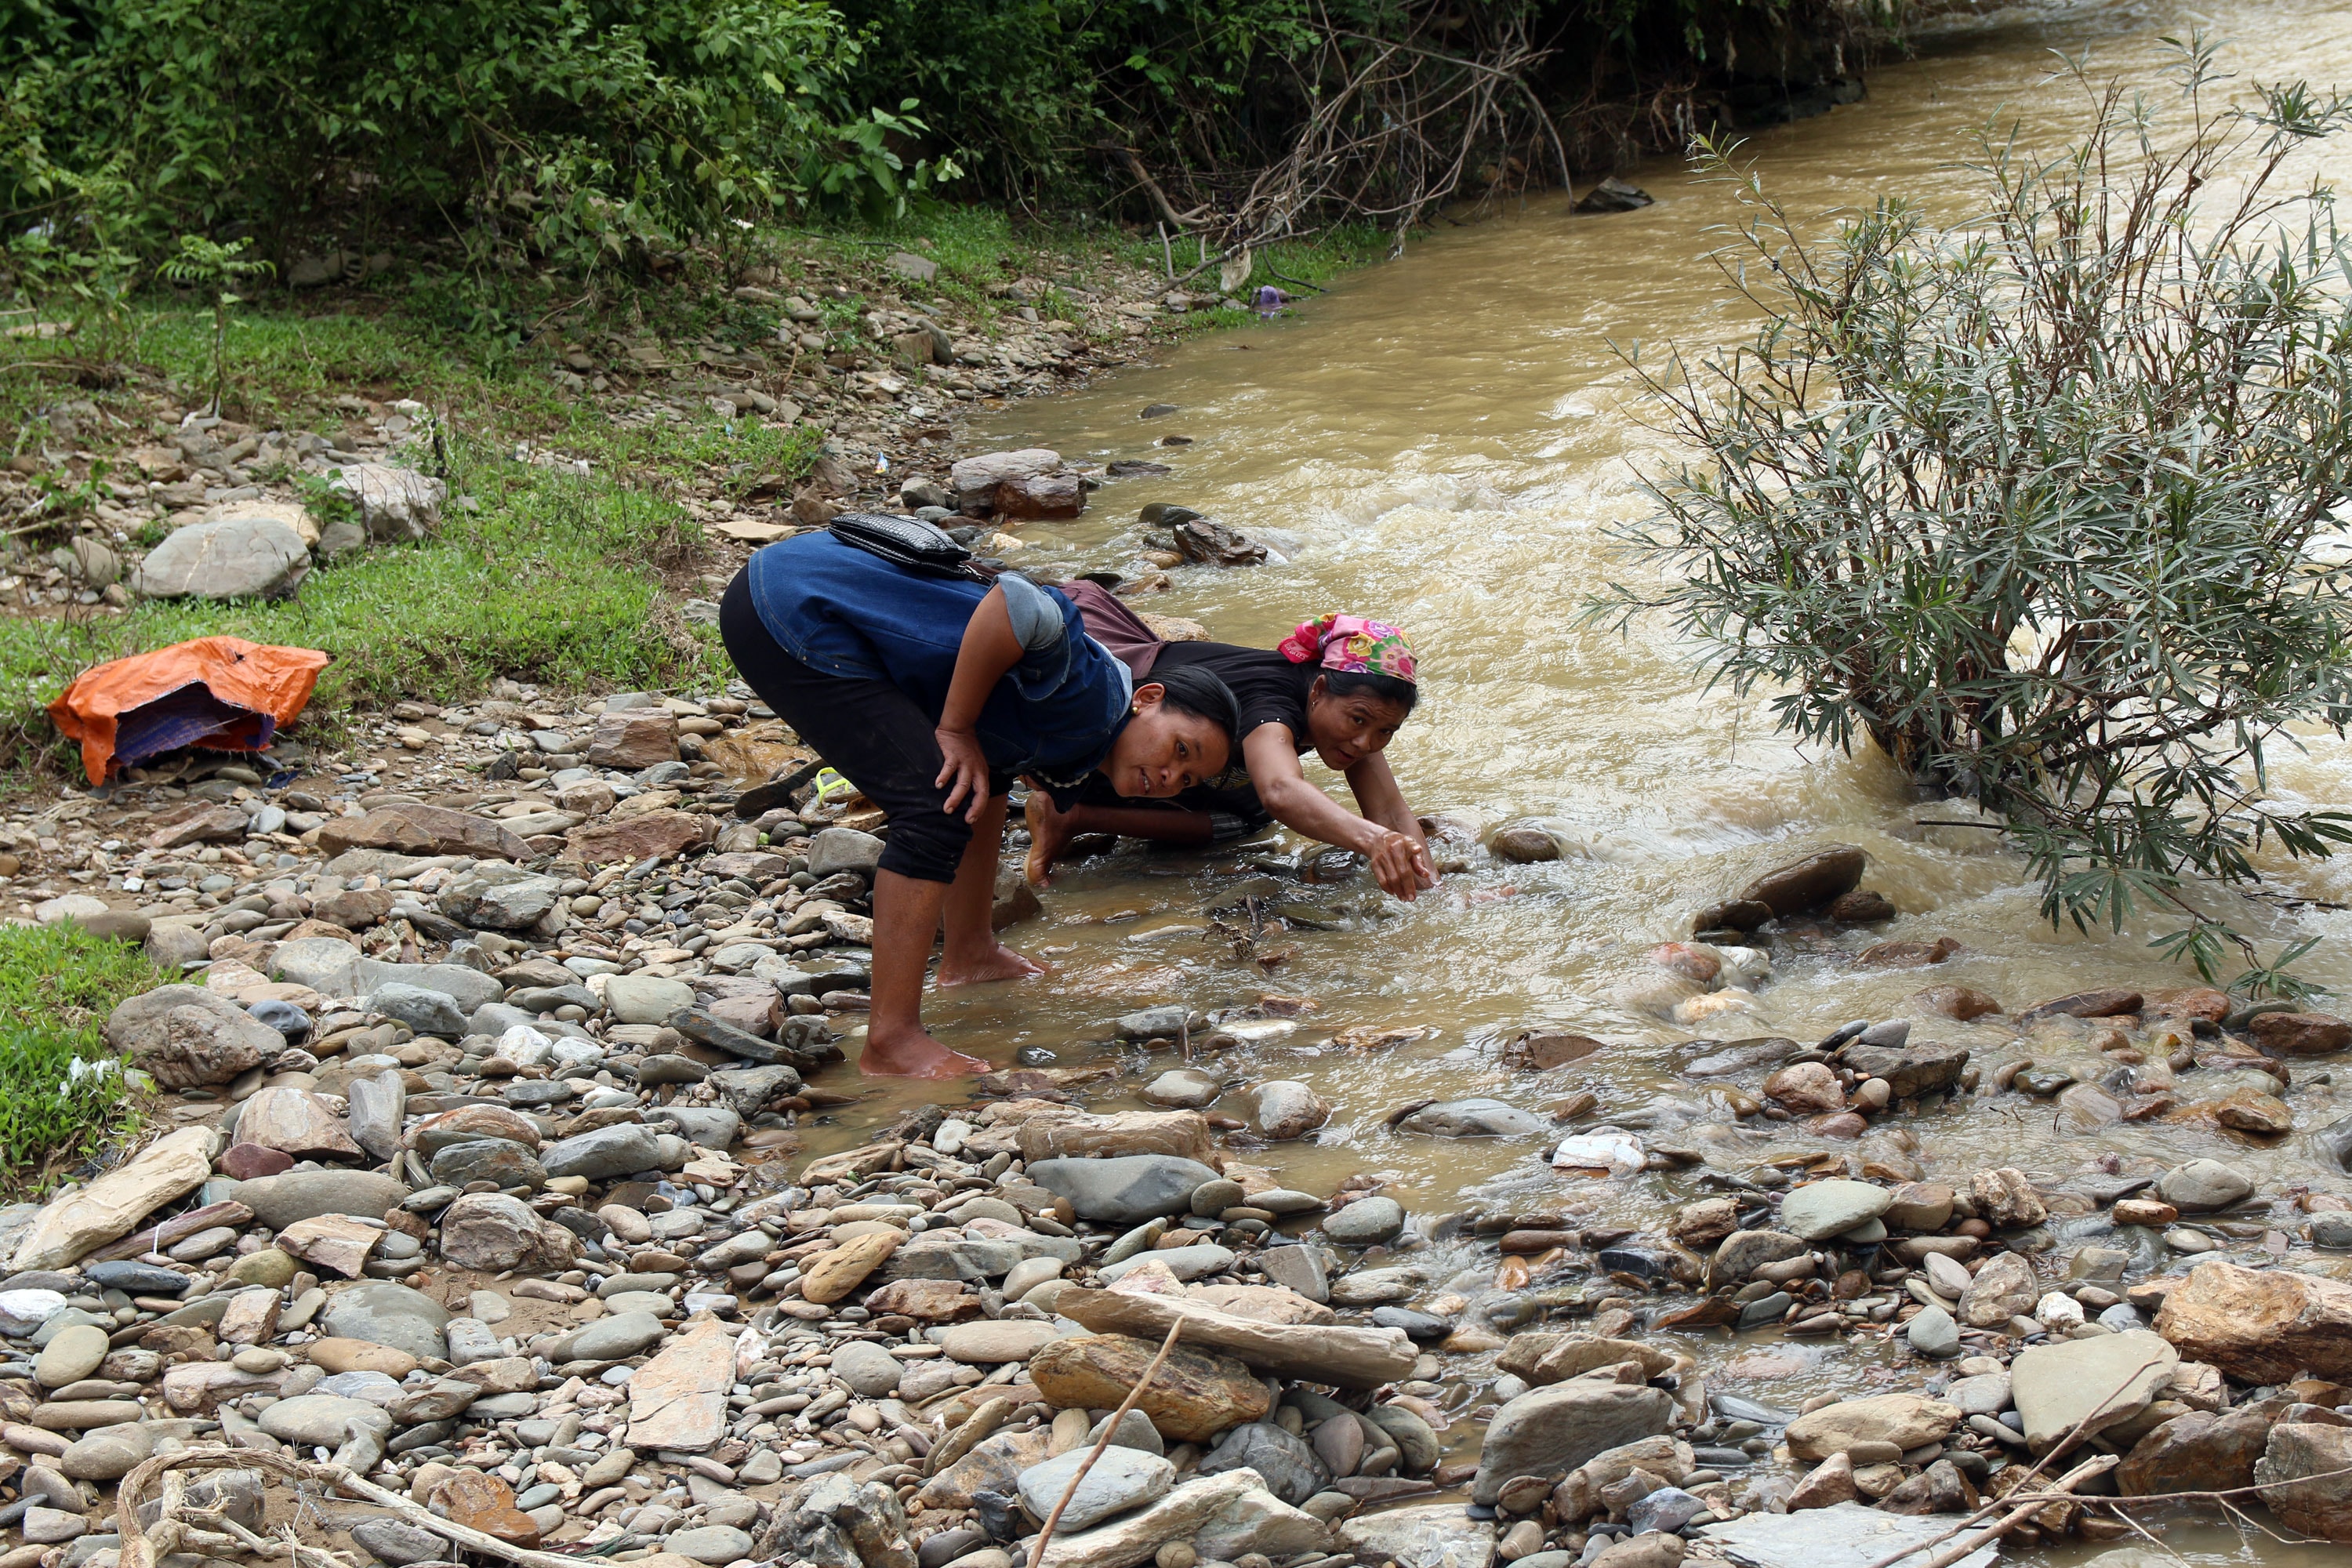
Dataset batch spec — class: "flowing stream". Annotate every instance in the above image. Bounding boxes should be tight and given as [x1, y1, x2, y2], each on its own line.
[811, 5, 2352, 1560]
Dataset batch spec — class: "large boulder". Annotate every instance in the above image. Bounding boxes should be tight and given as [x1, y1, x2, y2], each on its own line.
[438, 1193, 576, 1273]
[232, 1087, 363, 1160]
[1029, 1334, 1269, 1443]
[328, 463, 445, 542]
[104, 987, 282, 1088]
[1737, 845, 1865, 918]
[2154, 1261, 2352, 1382]
[1470, 1378, 1675, 1504]
[2119, 1407, 2272, 1497]
[1785, 1393, 1959, 1461]
[2256, 1422, 2352, 1543]
[131, 517, 309, 600]
[2009, 1331, 2178, 1450]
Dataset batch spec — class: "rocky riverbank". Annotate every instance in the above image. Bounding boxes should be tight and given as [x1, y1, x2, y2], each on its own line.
[3, 731, 2352, 1568]
[1, 234, 1290, 617]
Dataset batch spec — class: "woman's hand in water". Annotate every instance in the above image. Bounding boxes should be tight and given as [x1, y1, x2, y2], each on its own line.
[1367, 827, 1438, 901]
[934, 727, 993, 822]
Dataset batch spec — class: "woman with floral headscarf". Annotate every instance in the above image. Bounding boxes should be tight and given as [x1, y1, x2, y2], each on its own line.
[1025, 590, 1437, 900]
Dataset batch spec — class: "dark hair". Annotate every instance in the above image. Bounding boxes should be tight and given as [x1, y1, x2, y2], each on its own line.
[1143, 664, 1242, 746]
[1320, 667, 1420, 716]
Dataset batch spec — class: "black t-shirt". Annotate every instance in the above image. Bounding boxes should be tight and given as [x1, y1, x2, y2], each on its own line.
[1152, 641, 1318, 753]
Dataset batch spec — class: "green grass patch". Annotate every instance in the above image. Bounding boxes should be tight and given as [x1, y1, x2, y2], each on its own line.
[0, 923, 163, 1193]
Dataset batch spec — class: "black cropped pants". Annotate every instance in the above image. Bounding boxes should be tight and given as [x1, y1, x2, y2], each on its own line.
[719, 568, 994, 884]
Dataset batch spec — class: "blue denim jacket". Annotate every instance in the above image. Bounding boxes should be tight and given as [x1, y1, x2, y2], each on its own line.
[744, 532, 1130, 788]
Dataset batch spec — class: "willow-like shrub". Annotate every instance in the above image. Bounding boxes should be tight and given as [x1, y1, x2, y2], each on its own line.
[1597, 43, 2352, 989]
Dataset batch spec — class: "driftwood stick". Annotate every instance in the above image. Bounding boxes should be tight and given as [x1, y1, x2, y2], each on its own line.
[2083, 1457, 2352, 1507]
[1027, 1319, 1184, 1568]
[114, 1448, 596, 1568]
[1852, 1352, 2166, 1568]
[1901, 1454, 2117, 1568]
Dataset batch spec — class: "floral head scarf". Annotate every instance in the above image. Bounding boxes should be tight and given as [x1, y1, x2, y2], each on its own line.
[1277, 613, 1417, 683]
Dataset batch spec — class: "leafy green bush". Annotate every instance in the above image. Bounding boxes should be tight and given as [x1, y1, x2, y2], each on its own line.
[0, 922, 161, 1191]
[0, 0, 956, 279]
[1597, 45, 2352, 989]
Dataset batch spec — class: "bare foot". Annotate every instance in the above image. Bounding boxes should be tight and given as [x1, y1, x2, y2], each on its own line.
[1024, 790, 1074, 886]
[936, 942, 1046, 987]
[860, 1025, 989, 1079]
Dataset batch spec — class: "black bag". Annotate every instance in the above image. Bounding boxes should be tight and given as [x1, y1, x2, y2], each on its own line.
[828, 512, 990, 582]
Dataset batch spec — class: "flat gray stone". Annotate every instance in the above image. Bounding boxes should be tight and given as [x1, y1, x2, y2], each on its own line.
[350, 1520, 445, 1566]
[256, 1393, 391, 1447]
[2157, 1160, 2253, 1214]
[132, 517, 309, 600]
[667, 1526, 754, 1565]
[317, 1281, 449, 1361]
[233, 1171, 408, 1229]
[1198, 1421, 1328, 1506]
[1098, 1243, 1232, 1283]
[270, 938, 364, 996]
[1027, 1156, 1218, 1223]
[542, 1123, 664, 1181]
[350, 960, 503, 1012]
[604, 975, 695, 1025]
[1016, 1446, 1174, 1532]
[365, 982, 469, 1038]
[1323, 1197, 1404, 1247]
[1906, 1305, 1960, 1359]
[1781, 1180, 1893, 1242]
[439, 866, 566, 931]
[1339, 1504, 1495, 1568]
[1697, 1502, 1997, 1568]
[2009, 1330, 2177, 1449]
[1396, 1098, 1549, 1137]
[829, 1340, 902, 1397]
[807, 828, 884, 878]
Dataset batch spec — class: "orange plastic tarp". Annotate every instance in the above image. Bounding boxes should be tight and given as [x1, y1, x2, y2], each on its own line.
[48, 637, 331, 785]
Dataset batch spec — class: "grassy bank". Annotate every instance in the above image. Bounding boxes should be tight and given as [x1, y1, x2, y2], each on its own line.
[0, 211, 1387, 785]
[0, 922, 161, 1192]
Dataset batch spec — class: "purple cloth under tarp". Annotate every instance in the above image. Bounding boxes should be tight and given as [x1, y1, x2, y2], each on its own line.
[111, 681, 277, 771]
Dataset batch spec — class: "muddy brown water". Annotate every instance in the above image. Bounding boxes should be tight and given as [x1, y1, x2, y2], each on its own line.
[801, 4, 2352, 1560]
